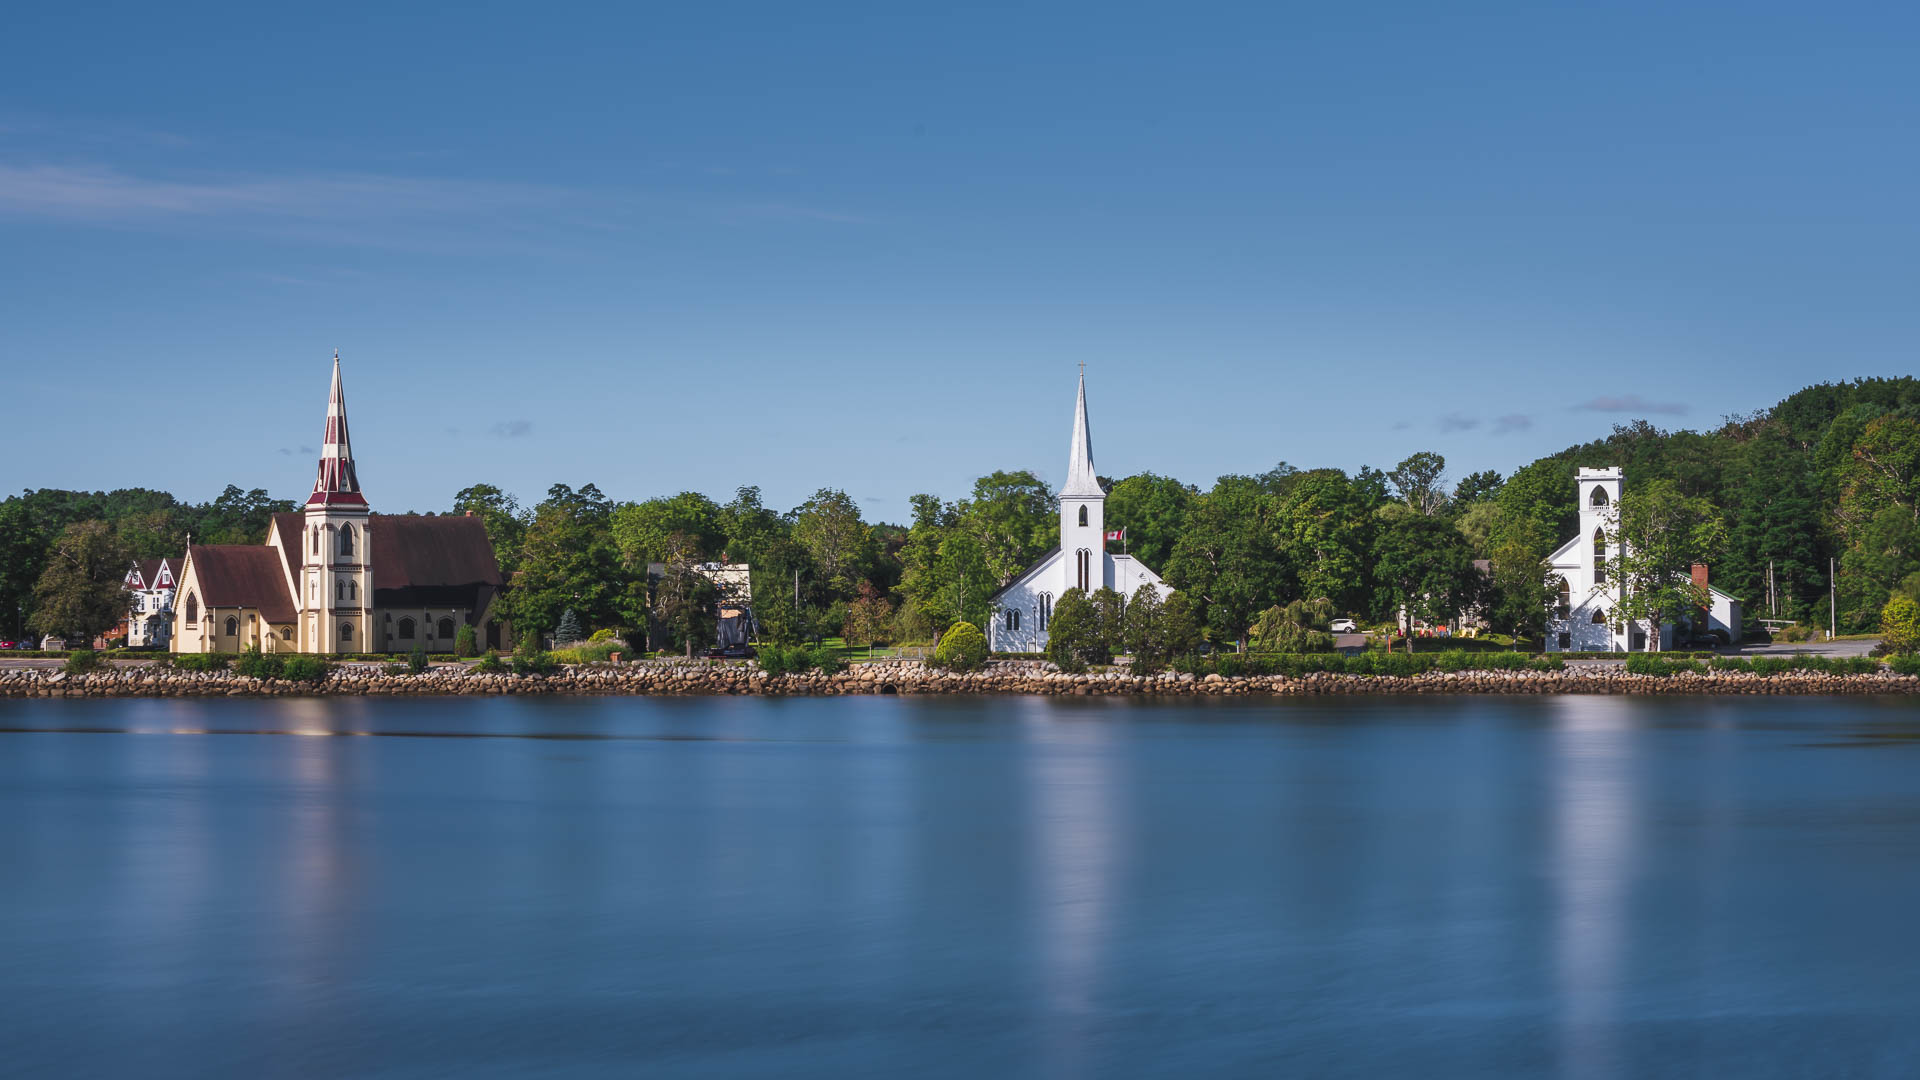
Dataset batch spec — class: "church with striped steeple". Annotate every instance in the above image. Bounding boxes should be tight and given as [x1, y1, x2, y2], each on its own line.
[170, 353, 512, 656]
[986, 369, 1168, 653]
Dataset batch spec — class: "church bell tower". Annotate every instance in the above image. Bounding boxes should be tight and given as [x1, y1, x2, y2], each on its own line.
[302, 351, 373, 654]
[1059, 368, 1106, 594]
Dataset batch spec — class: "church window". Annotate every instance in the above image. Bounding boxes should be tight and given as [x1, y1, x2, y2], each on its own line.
[339, 622, 354, 642]
[437, 617, 456, 640]
[1590, 486, 1610, 508]
[398, 618, 416, 640]
[1554, 577, 1570, 619]
[1076, 549, 1091, 593]
[1077, 505, 1088, 527]
[1038, 594, 1052, 631]
[311, 527, 319, 555]
[280, 626, 294, 641]
[1592, 608, 1608, 625]
[338, 523, 355, 558]
[224, 615, 238, 637]
[1592, 528, 1607, 582]
[184, 592, 198, 625]
[1558, 632, 1572, 649]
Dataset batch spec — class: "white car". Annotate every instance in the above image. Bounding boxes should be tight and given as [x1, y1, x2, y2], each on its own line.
[1329, 618, 1358, 634]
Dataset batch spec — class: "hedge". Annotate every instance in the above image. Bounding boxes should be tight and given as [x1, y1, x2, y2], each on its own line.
[1172, 651, 1566, 678]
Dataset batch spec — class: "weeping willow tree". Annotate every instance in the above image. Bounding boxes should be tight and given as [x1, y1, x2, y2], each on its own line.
[1247, 597, 1335, 654]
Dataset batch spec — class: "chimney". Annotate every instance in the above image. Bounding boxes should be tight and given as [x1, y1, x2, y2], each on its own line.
[1692, 563, 1709, 591]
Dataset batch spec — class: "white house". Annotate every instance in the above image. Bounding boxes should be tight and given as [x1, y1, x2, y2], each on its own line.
[987, 372, 1168, 652]
[123, 557, 181, 648]
[1544, 466, 1743, 651]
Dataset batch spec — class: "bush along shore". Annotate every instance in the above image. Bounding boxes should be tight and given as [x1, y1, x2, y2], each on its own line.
[3, 653, 1918, 698]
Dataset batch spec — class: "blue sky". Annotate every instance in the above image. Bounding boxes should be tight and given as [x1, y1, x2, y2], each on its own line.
[4, 2, 1917, 520]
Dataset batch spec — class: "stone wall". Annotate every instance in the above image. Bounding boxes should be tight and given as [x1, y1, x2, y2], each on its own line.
[2, 659, 1915, 698]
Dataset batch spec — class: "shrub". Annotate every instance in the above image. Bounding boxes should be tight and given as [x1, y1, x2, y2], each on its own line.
[809, 645, 848, 675]
[513, 650, 558, 676]
[453, 622, 478, 658]
[1890, 655, 1920, 677]
[1881, 597, 1920, 657]
[1626, 654, 1704, 677]
[472, 649, 506, 673]
[279, 655, 332, 683]
[589, 628, 616, 643]
[62, 649, 105, 675]
[233, 646, 285, 679]
[757, 643, 814, 676]
[933, 621, 989, 672]
[172, 652, 230, 672]
[407, 645, 430, 675]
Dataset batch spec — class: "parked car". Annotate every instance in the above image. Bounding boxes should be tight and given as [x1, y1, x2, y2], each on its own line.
[0, 640, 15, 650]
[1329, 618, 1358, 634]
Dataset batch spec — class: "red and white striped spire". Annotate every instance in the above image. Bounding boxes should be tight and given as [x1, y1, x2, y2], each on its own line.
[307, 350, 366, 507]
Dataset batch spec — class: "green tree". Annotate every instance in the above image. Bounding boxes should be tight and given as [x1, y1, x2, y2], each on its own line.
[451, 483, 529, 572]
[1121, 584, 1167, 672]
[1162, 475, 1290, 650]
[555, 608, 584, 644]
[28, 520, 132, 642]
[1044, 588, 1107, 672]
[1496, 459, 1577, 554]
[611, 491, 726, 568]
[506, 483, 630, 637]
[1609, 480, 1728, 650]
[843, 581, 894, 653]
[1247, 597, 1334, 654]
[791, 488, 871, 597]
[1839, 506, 1919, 630]
[1089, 586, 1127, 658]
[1104, 473, 1196, 569]
[1373, 513, 1482, 633]
[1160, 590, 1202, 659]
[1452, 469, 1505, 506]
[653, 533, 719, 657]
[1390, 452, 1449, 516]
[1880, 596, 1920, 656]
[958, 471, 1056, 586]
[932, 620, 988, 671]
[1485, 520, 1556, 642]
[1279, 471, 1374, 615]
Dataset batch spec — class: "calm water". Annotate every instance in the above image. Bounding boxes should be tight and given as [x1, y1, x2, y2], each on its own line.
[3, 694, 1920, 1078]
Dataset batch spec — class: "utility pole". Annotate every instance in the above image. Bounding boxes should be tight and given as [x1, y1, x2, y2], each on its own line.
[1830, 557, 1837, 641]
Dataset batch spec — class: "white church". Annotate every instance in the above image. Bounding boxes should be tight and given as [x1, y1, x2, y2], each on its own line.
[1545, 466, 1742, 651]
[987, 373, 1168, 652]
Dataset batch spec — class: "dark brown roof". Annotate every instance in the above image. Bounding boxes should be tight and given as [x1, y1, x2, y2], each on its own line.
[265, 511, 502, 592]
[184, 545, 297, 624]
[370, 514, 502, 590]
[271, 513, 301, 583]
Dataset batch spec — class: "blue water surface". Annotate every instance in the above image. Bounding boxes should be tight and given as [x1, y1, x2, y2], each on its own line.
[2, 693, 1918, 1078]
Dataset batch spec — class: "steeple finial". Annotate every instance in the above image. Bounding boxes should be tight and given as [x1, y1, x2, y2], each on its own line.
[1061, 367, 1102, 498]
[307, 350, 366, 507]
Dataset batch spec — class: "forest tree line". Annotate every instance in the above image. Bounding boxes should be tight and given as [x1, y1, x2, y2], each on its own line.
[6, 376, 1920, 647]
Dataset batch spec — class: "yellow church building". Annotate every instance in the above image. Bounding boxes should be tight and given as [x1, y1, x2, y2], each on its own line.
[171, 353, 511, 655]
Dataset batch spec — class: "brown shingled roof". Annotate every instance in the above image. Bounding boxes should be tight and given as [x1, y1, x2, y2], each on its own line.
[371, 515, 503, 589]
[184, 545, 297, 624]
[271, 512, 302, 583]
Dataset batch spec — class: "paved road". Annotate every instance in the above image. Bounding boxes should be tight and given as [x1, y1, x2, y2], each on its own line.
[1735, 637, 1880, 658]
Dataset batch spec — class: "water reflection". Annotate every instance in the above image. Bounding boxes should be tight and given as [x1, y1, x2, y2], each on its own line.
[1551, 696, 1638, 1080]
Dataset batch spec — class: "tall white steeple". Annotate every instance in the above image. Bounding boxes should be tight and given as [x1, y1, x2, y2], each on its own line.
[1058, 366, 1106, 592]
[301, 350, 372, 654]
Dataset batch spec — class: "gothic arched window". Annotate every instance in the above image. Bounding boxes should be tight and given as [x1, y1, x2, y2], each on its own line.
[310, 527, 319, 555]
[224, 615, 238, 637]
[1590, 486, 1610, 508]
[1077, 505, 1088, 527]
[398, 617, 416, 640]
[1039, 593, 1053, 631]
[184, 592, 198, 625]
[340, 622, 354, 642]
[1554, 577, 1571, 619]
[338, 523, 355, 558]
[1592, 608, 1608, 624]
[280, 626, 294, 641]
[437, 617, 456, 640]
[1592, 528, 1608, 582]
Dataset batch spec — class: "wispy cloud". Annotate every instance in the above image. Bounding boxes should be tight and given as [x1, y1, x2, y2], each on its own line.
[1492, 413, 1532, 434]
[0, 163, 564, 222]
[1437, 412, 1480, 433]
[1391, 419, 1414, 431]
[275, 444, 317, 457]
[490, 420, 533, 439]
[1575, 394, 1689, 415]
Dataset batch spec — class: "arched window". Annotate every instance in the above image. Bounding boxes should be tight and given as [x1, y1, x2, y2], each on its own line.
[397, 617, 416, 640]
[437, 617, 456, 640]
[1592, 527, 1608, 581]
[184, 592, 198, 625]
[224, 615, 238, 637]
[1005, 610, 1015, 632]
[1039, 593, 1052, 631]
[339, 622, 354, 642]
[1077, 505, 1088, 527]
[338, 523, 355, 558]
[310, 527, 319, 555]
[280, 626, 294, 641]
[1592, 608, 1608, 624]
[1590, 486, 1610, 508]
[1554, 577, 1571, 619]
[487, 620, 501, 649]
[1076, 549, 1091, 592]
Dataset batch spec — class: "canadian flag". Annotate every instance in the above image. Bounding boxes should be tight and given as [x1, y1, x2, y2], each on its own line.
[1104, 528, 1125, 542]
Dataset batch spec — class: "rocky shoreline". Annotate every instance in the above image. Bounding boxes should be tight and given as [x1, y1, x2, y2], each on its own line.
[2, 659, 1915, 698]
